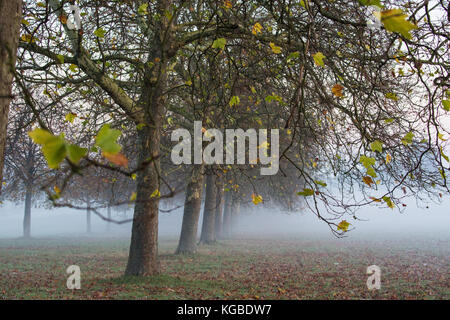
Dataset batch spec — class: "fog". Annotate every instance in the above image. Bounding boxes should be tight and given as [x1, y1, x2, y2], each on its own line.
[0, 195, 449, 242]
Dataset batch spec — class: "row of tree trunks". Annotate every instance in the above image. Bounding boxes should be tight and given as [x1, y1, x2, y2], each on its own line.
[176, 164, 204, 254]
[0, 0, 22, 194]
[199, 173, 217, 244]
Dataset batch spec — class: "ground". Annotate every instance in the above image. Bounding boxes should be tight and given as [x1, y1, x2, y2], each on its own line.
[0, 236, 448, 299]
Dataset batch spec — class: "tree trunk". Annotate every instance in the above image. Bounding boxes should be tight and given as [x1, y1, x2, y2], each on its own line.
[176, 164, 204, 254]
[23, 184, 32, 238]
[0, 0, 22, 194]
[214, 179, 224, 239]
[230, 197, 241, 237]
[106, 205, 111, 232]
[124, 0, 172, 276]
[199, 174, 217, 244]
[125, 126, 161, 276]
[222, 191, 233, 239]
[86, 200, 92, 234]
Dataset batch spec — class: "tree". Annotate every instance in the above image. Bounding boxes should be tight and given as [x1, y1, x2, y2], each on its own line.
[0, 0, 22, 194]
[2, 105, 52, 238]
[16, 0, 449, 275]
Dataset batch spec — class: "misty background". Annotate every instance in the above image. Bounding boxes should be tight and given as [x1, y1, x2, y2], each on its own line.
[1, 196, 449, 241]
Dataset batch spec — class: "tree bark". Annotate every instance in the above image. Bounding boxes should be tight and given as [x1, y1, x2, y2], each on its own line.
[176, 164, 204, 254]
[214, 179, 224, 239]
[222, 191, 233, 239]
[23, 184, 32, 238]
[124, 5, 171, 273]
[125, 125, 161, 276]
[0, 0, 22, 194]
[199, 174, 217, 244]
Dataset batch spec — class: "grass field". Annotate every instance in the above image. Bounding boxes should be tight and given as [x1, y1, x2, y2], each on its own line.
[0, 236, 448, 300]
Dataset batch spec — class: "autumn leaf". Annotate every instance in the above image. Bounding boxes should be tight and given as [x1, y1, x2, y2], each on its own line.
[103, 152, 128, 167]
[386, 153, 392, 164]
[331, 84, 344, 97]
[370, 140, 383, 153]
[376, 9, 418, 39]
[252, 194, 263, 205]
[65, 113, 77, 123]
[363, 176, 374, 187]
[313, 52, 325, 67]
[229, 95, 240, 107]
[224, 0, 232, 9]
[269, 42, 282, 54]
[297, 188, 314, 196]
[212, 38, 226, 50]
[59, 15, 67, 24]
[252, 22, 263, 35]
[95, 124, 122, 154]
[401, 132, 414, 145]
[382, 196, 395, 209]
[150, 189, 161, 198]
[337, 220, 350, 232]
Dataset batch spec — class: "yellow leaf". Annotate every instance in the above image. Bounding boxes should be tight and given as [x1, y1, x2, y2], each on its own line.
[337, 220, 350, 232]
[151, 189, 161, 198]
[130, 192, 137, 202]
[313, 52, 325, 67]
[269, 42, 282, 54]
[224, 0, 232, 9]
[386, 153, 392, 164]
[252, 194, 263, 205]
[252, 22, 263, 35]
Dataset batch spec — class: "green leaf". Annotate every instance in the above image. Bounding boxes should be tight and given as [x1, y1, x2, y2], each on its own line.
[377, 9, 418, 39]
[358, 0, 382, 7]
[28, 129, 67, 169]
[313, 52, 325, 67]
[401, 132, 414, 145]
[385, 92, 398, 101]
[212, 38, 226, 50]
[297, 188, 315, 196]
[56, 54, 65, 64]
[229, 95, 240, 107]
[287, 51, 300, 62]
[65, 113, 77, 123]
[94, 27, 106, 38]
[442, 100, 450, 112]
[69, 64, 78, 73]
[370, 140, 383, 153]
[314, 180, 327, 187]
[66, 144, 87, 164]
[359, 155, 376, 169]
[95, 124, 122, 154]
[138, 3, 148, 15]
[366, 166, 377, 178]
[382, 196, 395, 209]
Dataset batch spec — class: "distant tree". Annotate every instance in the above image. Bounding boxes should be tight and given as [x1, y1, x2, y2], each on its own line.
[2, 109, 51, 238]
